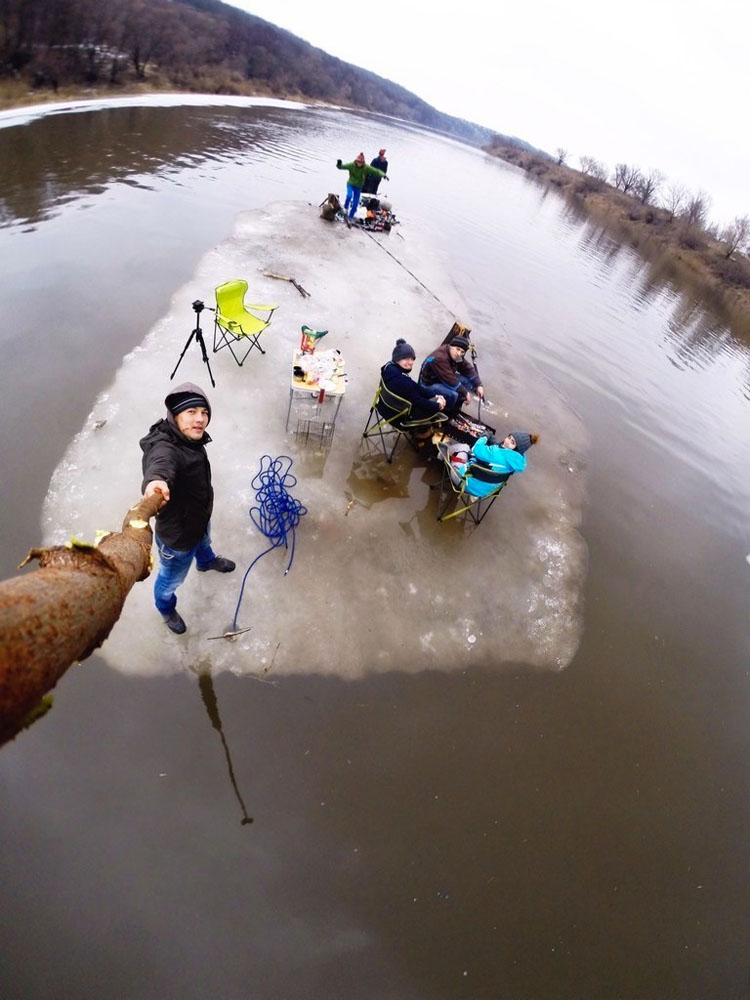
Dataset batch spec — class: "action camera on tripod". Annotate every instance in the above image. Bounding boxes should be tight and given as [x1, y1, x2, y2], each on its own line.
[170, 299, 215, 388]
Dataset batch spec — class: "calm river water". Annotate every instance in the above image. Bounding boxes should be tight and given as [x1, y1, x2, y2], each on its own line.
[0, 98, 748, 999]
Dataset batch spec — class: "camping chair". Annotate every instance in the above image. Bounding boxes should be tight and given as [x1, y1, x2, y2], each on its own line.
[362, 379, 447, 463]
[212, 279, 278, 366]
[435, 443, 512, 523]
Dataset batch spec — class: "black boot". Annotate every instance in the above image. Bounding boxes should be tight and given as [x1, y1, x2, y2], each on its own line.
[163, 610, 186, 634]
[197, 556, 236, 573]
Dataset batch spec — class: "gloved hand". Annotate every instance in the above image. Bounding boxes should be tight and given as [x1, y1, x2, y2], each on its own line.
[336, 159, 342, 168]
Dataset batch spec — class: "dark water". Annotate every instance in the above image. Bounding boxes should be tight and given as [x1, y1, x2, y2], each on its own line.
[0, 99, 748, 999]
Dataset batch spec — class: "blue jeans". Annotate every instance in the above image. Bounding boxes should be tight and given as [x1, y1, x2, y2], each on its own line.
[423, 380, 460, 412]
[344, 182, 361, 217]
[421, 375, 479, 414]
[153, 528, 216, 615]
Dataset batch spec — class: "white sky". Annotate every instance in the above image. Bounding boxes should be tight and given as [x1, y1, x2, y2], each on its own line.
[227, 0, 749, 226]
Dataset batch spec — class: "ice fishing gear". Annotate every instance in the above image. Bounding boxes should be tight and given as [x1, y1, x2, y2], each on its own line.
[225, 455, 308, 639]
[470, 341, 484, 422]
[318, 193, 342, 223]
[170, 300, 216, 388]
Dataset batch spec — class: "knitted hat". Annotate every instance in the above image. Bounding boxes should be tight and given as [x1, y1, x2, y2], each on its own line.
[165, 382, 211, 423]
[451, 335, 470, 351]
[355, 152, 365, 164]
[392, 338, 416, 363]
[510, 431, 533, 455]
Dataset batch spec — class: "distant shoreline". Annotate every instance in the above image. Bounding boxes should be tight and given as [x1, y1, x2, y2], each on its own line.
[0, 79, 316, 114]
[486, 143, 750, 337]
[2, 81, 748, 336]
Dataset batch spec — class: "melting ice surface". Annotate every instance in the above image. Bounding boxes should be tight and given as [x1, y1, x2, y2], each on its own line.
[0, 93, 307, 130]
[43, 202, 588, 679]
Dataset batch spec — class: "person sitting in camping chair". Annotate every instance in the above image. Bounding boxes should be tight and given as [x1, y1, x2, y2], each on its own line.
[447, 430, 539, 496]
[383, 338, 447, 428]
[419, 335, 484, 416]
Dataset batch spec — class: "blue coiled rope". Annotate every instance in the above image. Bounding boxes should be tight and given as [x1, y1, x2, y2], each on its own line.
[231, 455, 307, 631]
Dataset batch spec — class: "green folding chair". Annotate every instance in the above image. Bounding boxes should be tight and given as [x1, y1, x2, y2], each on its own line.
[213, 279, 278, 366]
[362, 379, 447, 463]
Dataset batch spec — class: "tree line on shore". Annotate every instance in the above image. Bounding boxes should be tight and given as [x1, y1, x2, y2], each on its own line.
[487, 139, 750, 299]
[0, 0, 509, 149]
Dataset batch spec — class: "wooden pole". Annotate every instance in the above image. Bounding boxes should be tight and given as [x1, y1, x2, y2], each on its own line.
[263, 272, 311, 298]
[0, 493, 164, 744]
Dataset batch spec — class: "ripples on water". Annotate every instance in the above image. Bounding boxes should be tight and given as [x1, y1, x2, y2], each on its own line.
[0, 104, 307, 229]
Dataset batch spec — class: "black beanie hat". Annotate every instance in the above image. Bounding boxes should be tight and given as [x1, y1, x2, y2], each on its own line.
[392, 338, 416, 363]
[451, 335, 470, 351]
[166, 382, 212, 423]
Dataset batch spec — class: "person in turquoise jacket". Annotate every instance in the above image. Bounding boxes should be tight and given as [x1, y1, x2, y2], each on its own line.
[336, 152, 386, 218]
[453, 430, 538, 497]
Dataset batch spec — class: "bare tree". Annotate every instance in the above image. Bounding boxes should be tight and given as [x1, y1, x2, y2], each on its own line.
[720, 215, 750, 258]
[555, 147, 568, 166]
[120, 0, 177, 79]
[579, 155, 596, 175]
[579, 155, 609, 181]
[682, 190, 711, 228]
[591, 160, 609, 183]
[613, 163, 642, 195]
[663, 182, 687, 221]
[634, 168, 664, 205]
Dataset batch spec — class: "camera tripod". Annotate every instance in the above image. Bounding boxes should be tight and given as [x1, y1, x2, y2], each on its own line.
[170, 300, 216, 388]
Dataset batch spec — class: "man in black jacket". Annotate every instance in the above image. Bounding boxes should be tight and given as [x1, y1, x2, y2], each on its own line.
[140, 382, 235, 634]
[363, 149, 388, 194]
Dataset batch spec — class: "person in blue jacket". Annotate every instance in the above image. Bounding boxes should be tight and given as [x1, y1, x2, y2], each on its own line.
[381, 338, 447, 422]
[452, 430, 538, 497]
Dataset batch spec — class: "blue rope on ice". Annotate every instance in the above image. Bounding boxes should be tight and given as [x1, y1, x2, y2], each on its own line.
[232, 455, 308, 630]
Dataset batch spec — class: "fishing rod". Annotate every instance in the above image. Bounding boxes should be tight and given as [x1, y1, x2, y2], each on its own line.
[469, 341, 490, 423]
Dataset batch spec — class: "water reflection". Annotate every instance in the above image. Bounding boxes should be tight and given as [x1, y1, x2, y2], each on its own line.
[665, 303, 731, 368]
[287, 445, 334, 481]
[568, 211, 625, 276]
[553, 196, 750, 409]
[0, 104, 311, 228]
[345, 451, 415, 509]
[562, 191, 750, 344]
[194, 666, 254, 827]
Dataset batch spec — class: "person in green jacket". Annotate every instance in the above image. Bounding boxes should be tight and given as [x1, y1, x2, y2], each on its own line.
[336, 152, 386, 218]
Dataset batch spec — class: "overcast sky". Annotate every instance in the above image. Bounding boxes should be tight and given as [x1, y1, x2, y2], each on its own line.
[226, 0, 748, 226]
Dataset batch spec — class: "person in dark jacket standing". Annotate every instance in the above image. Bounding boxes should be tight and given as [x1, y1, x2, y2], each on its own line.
[419, 335, 484, 415]
[382, 339, 446, 420]
[363, 149, 388, 194]
[336, 152, 386, 217]
[140, 382, 235, 634]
